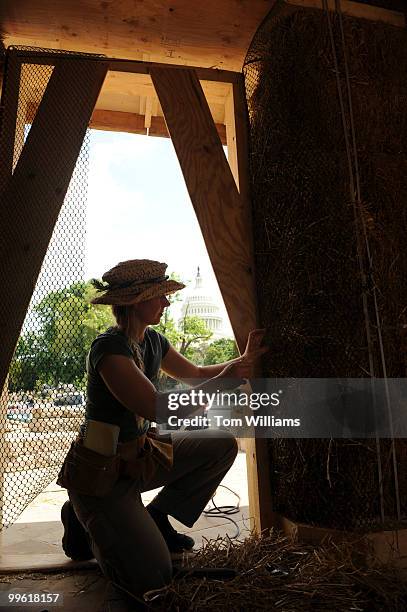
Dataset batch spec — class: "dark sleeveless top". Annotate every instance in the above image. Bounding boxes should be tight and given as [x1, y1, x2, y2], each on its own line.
[83, 326, 170, 442]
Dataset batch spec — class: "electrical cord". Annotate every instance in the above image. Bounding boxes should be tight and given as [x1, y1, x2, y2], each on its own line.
[203, 484, 241, 539]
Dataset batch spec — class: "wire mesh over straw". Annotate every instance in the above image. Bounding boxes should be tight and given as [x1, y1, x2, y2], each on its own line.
[243, 5, 407, 530]
[144, 531, 407, 611]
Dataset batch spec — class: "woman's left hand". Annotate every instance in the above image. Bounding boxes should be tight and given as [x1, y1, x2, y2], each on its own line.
[244, 328, 268, 356]
[238, 328, 269, 374]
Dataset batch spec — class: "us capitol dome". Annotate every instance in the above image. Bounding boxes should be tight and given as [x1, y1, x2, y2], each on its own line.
[179, 267, 232, 339]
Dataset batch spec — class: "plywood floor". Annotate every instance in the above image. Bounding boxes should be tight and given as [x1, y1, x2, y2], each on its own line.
[0, 452, 250, 610]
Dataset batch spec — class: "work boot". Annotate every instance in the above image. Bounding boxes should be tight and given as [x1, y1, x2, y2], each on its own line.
[146, 504, 195, 553]
[61, 500, 94, 561]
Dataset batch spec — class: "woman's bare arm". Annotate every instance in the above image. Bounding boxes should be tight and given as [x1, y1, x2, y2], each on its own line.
[98, 353, 246, 422]
[161, 346, 200, 381]
[162, 329, 268, 381]
[162, 345, 243, 380]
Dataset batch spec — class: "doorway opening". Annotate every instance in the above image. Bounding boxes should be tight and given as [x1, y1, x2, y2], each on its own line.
[0, 53, 254, 571]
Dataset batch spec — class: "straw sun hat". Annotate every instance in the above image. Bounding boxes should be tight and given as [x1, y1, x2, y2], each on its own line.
[90, 259, 185, 305]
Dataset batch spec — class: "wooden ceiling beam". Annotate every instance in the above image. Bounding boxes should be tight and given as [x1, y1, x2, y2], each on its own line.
[18, 50, 233, 138]
[7, 51, 241, 83]
[89, 108, 227, 143]
[27, 101, 227, 142]
[108, 59, 240, 83]
[15, 50, 235, 129]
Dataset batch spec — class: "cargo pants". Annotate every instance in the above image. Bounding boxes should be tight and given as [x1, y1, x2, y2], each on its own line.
[68, 429, 238, 597]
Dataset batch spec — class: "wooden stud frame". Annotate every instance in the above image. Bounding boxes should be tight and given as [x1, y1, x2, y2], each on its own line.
[0, 48, 272, 533]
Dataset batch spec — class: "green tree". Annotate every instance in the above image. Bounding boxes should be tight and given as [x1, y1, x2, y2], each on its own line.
[9, 332, 47, 391]
[178, 314, 212, 357]
[155, 292, 215, 362]
[9, 281, 114, 392]
[204, 338, 239, 365]
[183, 340, 210, 366]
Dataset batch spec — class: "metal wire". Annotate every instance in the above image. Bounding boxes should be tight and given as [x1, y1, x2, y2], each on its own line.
[0, 47, 90, 530]
[322, 0, 386, 526]
[329, 0, 401, 522]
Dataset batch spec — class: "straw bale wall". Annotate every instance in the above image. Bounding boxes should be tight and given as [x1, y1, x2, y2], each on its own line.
[244, 4, 407, 530]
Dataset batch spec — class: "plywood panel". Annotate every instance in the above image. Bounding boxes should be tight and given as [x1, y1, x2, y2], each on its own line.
[151, 67, 257, 351]
[152, 66, 273, 531]
[0, 58, 107, 394]
[0, 0, 275, 71]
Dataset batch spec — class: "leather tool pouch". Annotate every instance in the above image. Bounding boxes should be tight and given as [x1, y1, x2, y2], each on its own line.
[148, 431, 173, 470]
[57, 431, 173, 495]
[57, 438, 120, 497]
[119, 432, 173, 482]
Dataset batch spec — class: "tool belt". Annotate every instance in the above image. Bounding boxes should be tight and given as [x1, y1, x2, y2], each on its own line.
[57, 430, 173, 498]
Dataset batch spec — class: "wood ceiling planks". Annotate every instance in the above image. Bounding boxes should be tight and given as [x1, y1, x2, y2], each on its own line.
[94, 71, 230, 123]
[0, 0, 275, 71]
[20, 66, 231, 140]
[0, 1, 273, 133]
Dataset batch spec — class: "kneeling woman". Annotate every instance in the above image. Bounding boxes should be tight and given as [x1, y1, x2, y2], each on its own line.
[58, 259, 267, 599]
